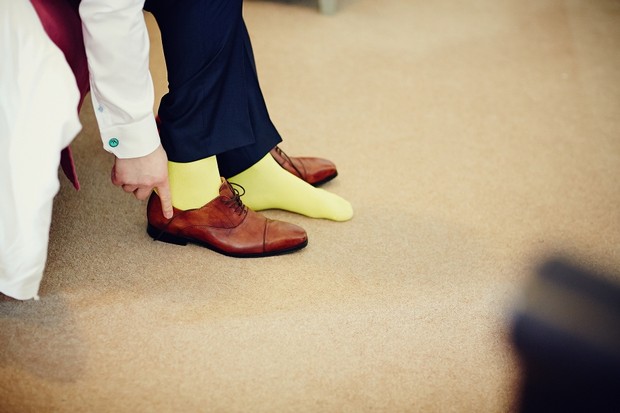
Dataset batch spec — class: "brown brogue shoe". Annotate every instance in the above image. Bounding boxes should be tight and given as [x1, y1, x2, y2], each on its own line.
[270, 146, 338, 186]
[146, 179, 308, 258]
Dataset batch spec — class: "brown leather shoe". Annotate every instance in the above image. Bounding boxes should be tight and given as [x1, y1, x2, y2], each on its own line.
[270, 146, 338, 186]
[147, 179, 308, 257]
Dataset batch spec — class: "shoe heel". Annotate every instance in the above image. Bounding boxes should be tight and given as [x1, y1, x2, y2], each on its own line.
[147, 224, 189, 246]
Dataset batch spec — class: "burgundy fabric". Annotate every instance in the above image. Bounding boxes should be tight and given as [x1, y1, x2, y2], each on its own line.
[31, 0, 89, 190]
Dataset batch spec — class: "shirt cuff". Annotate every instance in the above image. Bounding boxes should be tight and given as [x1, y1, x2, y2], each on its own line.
[100, 115, 160, 159]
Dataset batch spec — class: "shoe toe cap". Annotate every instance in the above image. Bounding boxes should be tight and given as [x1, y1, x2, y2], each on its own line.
[264, 220, 308, 253]
[298, 157, 338, 184]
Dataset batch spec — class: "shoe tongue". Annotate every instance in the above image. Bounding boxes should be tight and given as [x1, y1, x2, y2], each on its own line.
[219, 180, 235, 198]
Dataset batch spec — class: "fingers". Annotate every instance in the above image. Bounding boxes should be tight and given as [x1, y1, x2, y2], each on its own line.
[128, 184, 172, 220]
[133, 187, 152, 201]
[156, 180, 174, 219]
[122, 184, 139, 193]
[110, 148, 173, 219]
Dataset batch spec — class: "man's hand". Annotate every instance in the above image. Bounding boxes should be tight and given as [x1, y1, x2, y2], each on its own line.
[111, 144, 173, 219]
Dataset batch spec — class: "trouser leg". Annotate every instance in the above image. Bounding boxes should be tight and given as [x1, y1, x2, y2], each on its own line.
[215, 20, 282, 178]
[0, 0, 82, 300]
[145, 0, 281, 177]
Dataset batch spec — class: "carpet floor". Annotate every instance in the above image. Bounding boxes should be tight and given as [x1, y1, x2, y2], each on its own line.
[1, 0, 619, 411]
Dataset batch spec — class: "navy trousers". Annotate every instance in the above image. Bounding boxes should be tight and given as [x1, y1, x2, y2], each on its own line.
[144, 0, 282, 177]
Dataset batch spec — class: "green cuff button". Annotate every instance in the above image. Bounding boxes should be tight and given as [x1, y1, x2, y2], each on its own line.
[109, 138, 119, 148]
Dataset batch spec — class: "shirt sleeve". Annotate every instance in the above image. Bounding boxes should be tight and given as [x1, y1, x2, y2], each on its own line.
[79, 0, 160, 159]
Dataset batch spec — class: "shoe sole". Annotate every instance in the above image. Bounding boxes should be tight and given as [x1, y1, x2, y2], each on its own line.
[146, 224, 308, 258]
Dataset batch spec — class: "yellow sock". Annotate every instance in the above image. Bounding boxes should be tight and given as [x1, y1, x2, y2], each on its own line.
[168, 156, 221, 210]
[229, 154, 353, 221]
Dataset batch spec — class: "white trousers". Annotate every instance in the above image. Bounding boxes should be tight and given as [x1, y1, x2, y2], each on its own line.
[0, 0, 82, 300]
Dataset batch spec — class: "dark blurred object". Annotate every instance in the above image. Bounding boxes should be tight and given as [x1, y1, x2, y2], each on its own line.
[512, 259, 620, 413]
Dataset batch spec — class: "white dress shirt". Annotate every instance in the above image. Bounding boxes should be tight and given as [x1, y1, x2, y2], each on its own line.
[80, 0, 161, 159]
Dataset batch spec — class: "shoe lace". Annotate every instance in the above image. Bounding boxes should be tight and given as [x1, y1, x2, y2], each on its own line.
[222, 182, 248, 215]
[273, 146, 303, 178]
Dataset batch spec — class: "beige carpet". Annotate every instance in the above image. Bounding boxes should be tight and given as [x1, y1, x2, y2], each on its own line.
[2, 0, 619, 411]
